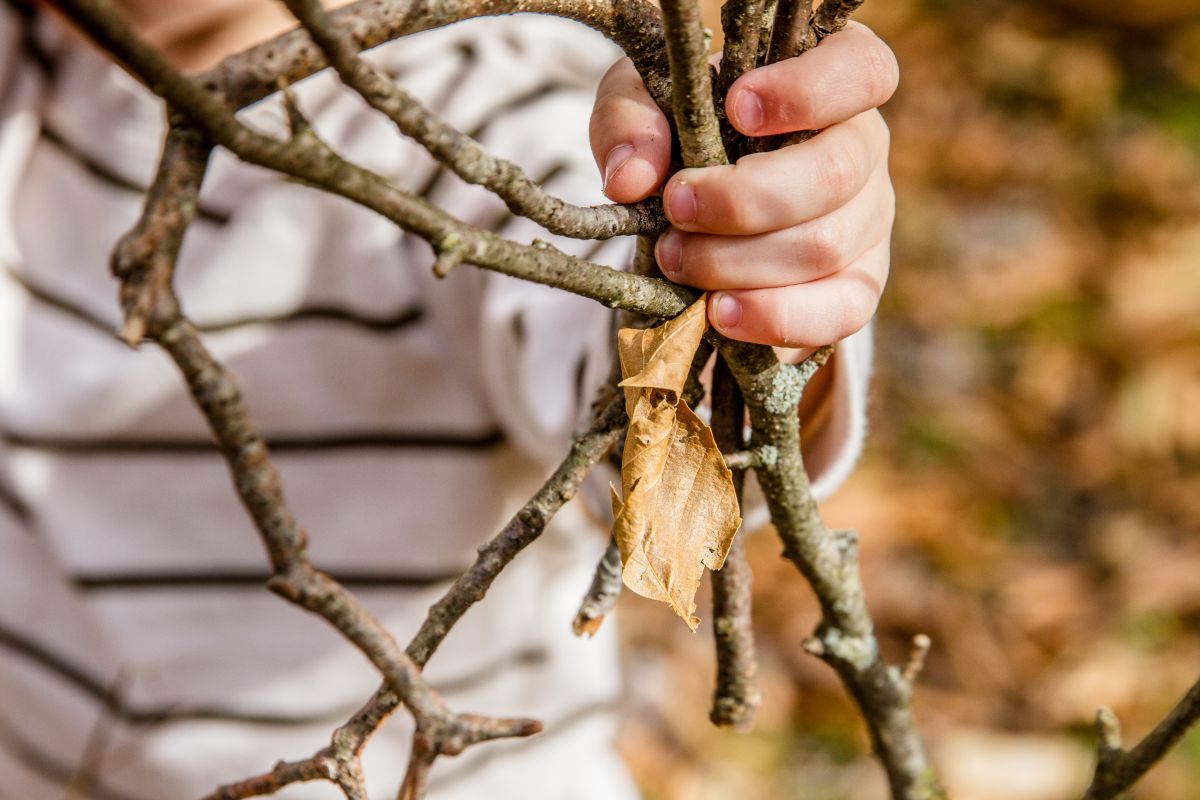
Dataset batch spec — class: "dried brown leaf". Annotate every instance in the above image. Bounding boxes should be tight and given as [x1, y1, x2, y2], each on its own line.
[611, 297, 742, 630]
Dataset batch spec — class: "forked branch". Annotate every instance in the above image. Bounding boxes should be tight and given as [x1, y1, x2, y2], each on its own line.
[115, 123, 544, 798]
[279, 0, 664, 240]
[1083, 676, 1200, 800]
[657, 0, 938, 792]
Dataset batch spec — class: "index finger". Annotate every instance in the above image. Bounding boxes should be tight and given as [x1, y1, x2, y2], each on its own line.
[589, 58, 672, 203]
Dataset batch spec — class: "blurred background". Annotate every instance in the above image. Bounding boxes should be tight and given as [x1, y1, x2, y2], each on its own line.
[617, 0, 1200, 797]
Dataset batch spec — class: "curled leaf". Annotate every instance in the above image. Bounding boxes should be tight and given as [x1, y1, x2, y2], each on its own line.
[611, 296, 742, 630]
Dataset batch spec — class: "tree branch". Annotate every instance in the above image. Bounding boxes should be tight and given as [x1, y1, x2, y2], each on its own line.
[653, 2, 936, 788]
[709, 354, 760, 730]
[765, 0, 813, 66]
[723, 342, 941, 800]
[201, 0, 673, 112]
[811, 0, 865, 39]
[116, 124, 543, 800]
[659, 0, 728, 167]
[50, 0, 694, 318]
[278, 0, 665, 240]
[715, 0, 766, 156]
[572, 537, 623, 637]
[1083, 675, 1200, 800]
[201, 751, 336, 800]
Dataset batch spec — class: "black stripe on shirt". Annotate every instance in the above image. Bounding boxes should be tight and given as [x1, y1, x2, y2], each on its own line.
[0, 481, 31, 525]
[0, 625, 109, 704]
[0, 623, 552, 728]
[2, 427, 506, 455]
[416, 82, 568, 201]
[39, 127, 232, 227]
[0, 711, 144, 800]
[485, 161, 570, 238]
[3, 267, 115, 337]
[435, 645, 549, 696]
[159, 301, 425, 336]
[426, 42, 478, 116]
[71, 567, 465, 592]
[6, 265, 428, 337]
[5, 0, 56, 80]
[198, 303, 425, 334]
[0, 625, 351, 727]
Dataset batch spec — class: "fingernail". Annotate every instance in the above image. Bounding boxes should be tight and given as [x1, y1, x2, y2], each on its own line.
[666, 180, 697, 224]
[602, 144, 634, 192]
[713, 293, 742, 330]
[656, 229, 682, 274]
[732, 89, 764, 134]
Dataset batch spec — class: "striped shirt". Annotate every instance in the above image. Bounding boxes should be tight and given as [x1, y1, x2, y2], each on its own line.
[0, 5, 872, 799]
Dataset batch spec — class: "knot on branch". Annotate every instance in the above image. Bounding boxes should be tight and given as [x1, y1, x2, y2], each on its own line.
[724, 444, 778, 471]
[517, 505, 548, 530]
[111, 229, 181, 345]
[804, 627, 878, 672]
[766, 363, 806, 415]
[433, 234, 467, 278]
[833, 528, 860, 563]
[266, 562, 320, 604]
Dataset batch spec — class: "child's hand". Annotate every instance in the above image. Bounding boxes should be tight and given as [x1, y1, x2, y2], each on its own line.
[590, 23, 898, 351]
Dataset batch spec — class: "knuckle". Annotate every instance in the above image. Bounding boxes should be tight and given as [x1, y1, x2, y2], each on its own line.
[838, 281, 881, 339]
[863, 40, 900, 104]
[868, 108, 893, 155]
[804, 219, 845, 272]
[814, 137, 862, 202]
[881, 179, 897, 224]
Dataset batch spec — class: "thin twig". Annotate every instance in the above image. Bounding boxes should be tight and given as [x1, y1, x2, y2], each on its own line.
[757, 0, 781, 66]
[811, 0, 865, 39]
[766, 0, 813, 66]
[659, 0, 728, 167]
[202, 752, 337, 800]
[717, 0, 766, 97]
[50, 0, 696, 321]
[572, 538, 623, 637]
[750, 0, 864, 154]
[709, 353, 760, 730]
[724, 446, 777, 471]
[1082, 675, 1200, 800]
[280, 0, 666, 240]
[65, 670, 129, 800]
[408, 394, 627, 666]
[261, 391, 628, 800]
[657, 0, 937, 789]
[722, 340, 941, 800]
[116, 124, 540, 800]
[715, 0, 766, 156]
[901, 634, 932, 684]
[201, 0, 673, 112]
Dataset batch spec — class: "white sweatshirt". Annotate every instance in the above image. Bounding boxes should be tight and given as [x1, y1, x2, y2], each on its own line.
[0, 6, 872, 799]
